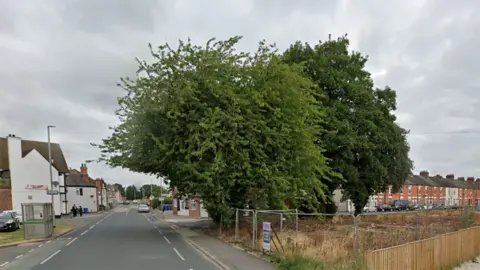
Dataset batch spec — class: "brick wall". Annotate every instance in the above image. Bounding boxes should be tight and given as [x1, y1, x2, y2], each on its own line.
[0, 188, 12, 211]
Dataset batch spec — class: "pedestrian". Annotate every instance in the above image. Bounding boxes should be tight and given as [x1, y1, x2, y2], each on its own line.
[78, 205, 83, 217]
[71, 204, 77, 217]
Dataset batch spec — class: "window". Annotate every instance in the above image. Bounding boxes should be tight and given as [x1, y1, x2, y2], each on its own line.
[388, 186, 392, 194]
[408, 185, 412, 195]
[77, 188, 83, 196]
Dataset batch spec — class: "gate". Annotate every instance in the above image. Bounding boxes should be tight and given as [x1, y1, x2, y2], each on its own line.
[22, 203, 54, 239]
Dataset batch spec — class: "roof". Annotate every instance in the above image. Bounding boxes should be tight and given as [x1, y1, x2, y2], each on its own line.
[405, 175, 438, 186]
[429, 176, 457, 188]
[69, 169, 95, 184]
[65, 174, 96, 187]
[0, 137, 69, 174]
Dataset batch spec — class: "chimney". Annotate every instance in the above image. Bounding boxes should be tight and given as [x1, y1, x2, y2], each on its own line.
[420, 170, 429, 178]
[6, 134, 22, 190]
[476, 178, 480, 183]
[80, 163, 89, 182]
[446, 174, 455, 180]
[458, 177, 465, 181]
[436, 174, 442, 178]
[467, 177, 475, 183]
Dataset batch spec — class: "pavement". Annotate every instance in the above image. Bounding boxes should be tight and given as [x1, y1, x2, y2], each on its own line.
[0, 205, 219, 270]
[154, 210, 277, 270]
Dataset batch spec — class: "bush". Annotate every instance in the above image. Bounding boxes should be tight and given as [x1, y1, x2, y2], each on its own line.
[163, 197, 172, 205]
[151, 198, 160, 209]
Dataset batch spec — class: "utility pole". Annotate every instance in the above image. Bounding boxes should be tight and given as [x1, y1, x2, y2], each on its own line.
[47, 125, 56, 228]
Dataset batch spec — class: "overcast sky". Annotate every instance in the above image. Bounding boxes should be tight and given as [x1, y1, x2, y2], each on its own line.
[1, 0, 478, 185]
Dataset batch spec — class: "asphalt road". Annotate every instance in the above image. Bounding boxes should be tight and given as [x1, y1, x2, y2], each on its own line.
[1, 206, 219, 270]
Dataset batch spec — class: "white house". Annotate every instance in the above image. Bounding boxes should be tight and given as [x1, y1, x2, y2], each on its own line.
[65, 174, 98, 213]
[0, 134, 69, 216]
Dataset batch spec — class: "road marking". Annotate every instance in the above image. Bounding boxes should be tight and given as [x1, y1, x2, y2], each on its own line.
[0, 262, 9, 267]
[96, 221, 100, 224]
[14, 254, 23, 259]
[173, 248, 185, 261]
[81, 230, 88, 236]
[89, 225, 95, 230]
[66, 237, 78, 246]
[164, 236, 171, 244]
[38, 244, 43, 247]
[157, 229, 163, 235]
[28, 249, 35, 253]
[40, 250, 61, 265]
[46, 240, 51, 243]
[126, 209, 129, 215]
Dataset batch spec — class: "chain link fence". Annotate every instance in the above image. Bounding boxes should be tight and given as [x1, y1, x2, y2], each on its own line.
[232, 207, 480, 263]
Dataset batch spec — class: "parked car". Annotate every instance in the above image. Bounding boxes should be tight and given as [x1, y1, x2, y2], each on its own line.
[393, 200, 409, 211]
[376, 204, 393, 212]
[363, 206, 377, 213]
[137, 204, 150, 213]
[0, 212, 20, 232]
[3, 210, 23, 224]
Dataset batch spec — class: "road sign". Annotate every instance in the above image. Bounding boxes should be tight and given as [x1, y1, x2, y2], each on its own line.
[262, 222, 271, 251]
[47, 190, 59, 195]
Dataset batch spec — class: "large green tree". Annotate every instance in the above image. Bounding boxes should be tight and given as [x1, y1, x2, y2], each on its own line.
[283, 35, 413, 214]
[97, 37, 335, 222]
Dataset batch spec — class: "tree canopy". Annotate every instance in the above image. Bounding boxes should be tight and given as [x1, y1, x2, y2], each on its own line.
[98, 37, 336, 222]
[282, 35, 413, 214]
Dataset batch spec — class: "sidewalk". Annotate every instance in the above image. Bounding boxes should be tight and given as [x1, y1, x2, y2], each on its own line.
[154, 210, 277, 270]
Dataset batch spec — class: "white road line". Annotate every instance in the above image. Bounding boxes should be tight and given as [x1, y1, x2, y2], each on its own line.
[163, 236, 171, 244]
[157, 229, 163, 235]
[66, 237, 78, 246]
[81, 230, 88, 236]
[96, 221, 100, 224]
[38, 244, 44, 247]
[89, 225, 95, 230]
[46, 240, 51, 243]
[126, 209, 129, 215]
[173, 248, 185, 261]
[40, 250, 61, 265]
[14, 254, 23, 259]
[0, 262, 9, 267]
[28, 249, 35, 253]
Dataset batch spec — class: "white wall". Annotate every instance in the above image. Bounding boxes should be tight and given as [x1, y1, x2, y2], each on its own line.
[67, 187, 97, 213]
[8, 137, 63, 215]
[445, 187, 458, 206]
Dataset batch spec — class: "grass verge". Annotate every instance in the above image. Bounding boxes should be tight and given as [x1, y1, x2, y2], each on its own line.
[0, 222, 77, 246]
[276, 257, 366, 270]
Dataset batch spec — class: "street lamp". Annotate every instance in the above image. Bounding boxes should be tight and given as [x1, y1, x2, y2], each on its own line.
[47, 125, 56, 227]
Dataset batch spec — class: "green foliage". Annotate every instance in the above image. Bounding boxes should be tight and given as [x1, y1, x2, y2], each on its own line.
[140, 184, 168, 198]
[98, 36, 334, 222]
[151, 198, 160, 209]
[125, 185, 142, 201]
[163, 197, 173, 205]
[0, 178, 10, 188]
[282, 35, 413, 214]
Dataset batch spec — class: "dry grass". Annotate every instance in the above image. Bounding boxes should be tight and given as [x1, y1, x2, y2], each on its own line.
[214, 209, 480, 263]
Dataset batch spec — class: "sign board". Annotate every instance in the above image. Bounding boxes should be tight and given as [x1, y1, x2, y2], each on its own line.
[26, 184, 48, 190]
[47, 190, 59, 195]
[262, 222, 271, 251]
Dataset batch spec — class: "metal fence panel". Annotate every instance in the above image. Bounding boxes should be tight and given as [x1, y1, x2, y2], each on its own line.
[234, 209, 256, 250]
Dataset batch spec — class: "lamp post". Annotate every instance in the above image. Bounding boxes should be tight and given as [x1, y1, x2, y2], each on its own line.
[47, 125, 56, 227]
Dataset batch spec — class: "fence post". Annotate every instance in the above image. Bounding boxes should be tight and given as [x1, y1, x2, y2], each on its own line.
[253, 210, 257, 250]
[415, 212, 420, 240]
[280, 213, 284, 232]
[353, 214, 358, 257]
[235, 209, 239, 242]
[295, 209, 299, 232]
[220, 214, 223, 236]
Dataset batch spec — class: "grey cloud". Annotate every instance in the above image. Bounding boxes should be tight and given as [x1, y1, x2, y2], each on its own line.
[1, 0, 480, 184]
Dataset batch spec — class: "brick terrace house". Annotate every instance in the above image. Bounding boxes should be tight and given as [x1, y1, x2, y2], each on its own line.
[374, 171, 480, 207]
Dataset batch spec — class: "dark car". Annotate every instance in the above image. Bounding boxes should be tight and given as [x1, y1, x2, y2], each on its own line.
[0, 212, 20, 232]
[393, 200, 409, 211]
[376, 204, 392, 212]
